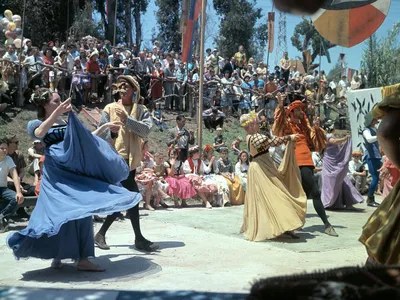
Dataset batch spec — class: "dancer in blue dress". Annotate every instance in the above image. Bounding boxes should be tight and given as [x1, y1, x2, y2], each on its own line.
[7, 89, 142, 272]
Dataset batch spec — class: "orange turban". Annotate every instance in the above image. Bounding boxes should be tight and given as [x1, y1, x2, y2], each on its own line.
[287, 100, 306, 114]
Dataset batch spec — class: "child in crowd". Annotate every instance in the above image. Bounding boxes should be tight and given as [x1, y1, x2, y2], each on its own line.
[165, 147, 197, 208]
[0, 138, 24, 232]
[348, 151, 368, 195]
[213, 127, 225, 153]
[152, 152, 170, 208]
[202, 145, 231, 207]
[231, 136, 243, 156]
[235, 150, 249, 191]
[184, 146, 217, 209]
[151, 104, 168, 132]
[217, 147, 245, 205]
[34, 155, 45, 196]
[213, 90, 222, 108]
[136, 141, 157, 211]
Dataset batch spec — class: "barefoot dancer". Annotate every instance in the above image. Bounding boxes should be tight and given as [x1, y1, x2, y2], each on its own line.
[7, 90, 140, 272]
[272, 95, 338, 237]
[94, 75, 159, 252]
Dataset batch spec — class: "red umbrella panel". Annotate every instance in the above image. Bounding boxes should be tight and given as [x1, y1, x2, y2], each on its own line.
[311, 0, 391, 48]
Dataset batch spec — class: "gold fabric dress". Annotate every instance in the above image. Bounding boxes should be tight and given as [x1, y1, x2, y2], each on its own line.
[241, 134, 307, 241]
[359, 167, 400, 265]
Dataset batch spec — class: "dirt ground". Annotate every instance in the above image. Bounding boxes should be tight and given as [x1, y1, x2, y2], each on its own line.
[0, 196, 380, 294]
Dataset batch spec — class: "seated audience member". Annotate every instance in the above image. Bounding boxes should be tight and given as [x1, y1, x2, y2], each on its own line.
[213, 127, 225, 153]
[217, 147, 245, 206]
[202, 107, 225, 131]
[0, 138, 24, 232]
[378, 155, 400, 198]
[6, 135, 34, 219]
[235, 150, 249, 191]
[152, 152, 170, 208]
[348, 151, 368, 195]
[27, 140, 44, 185]
[312, 151, 324, 191]
[183, 146, 217, 209]
[151, 104, 168, 132]
[34, 156, 45, 196]
[202, 145, 231, 207]
[165, 147, 197, 208]
[231, 136, 243, 156]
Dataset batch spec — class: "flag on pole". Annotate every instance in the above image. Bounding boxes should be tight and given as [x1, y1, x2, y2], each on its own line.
[181, 0, 203, 63]
[267, 12, 275, 53]
[347, 68, 357, 80]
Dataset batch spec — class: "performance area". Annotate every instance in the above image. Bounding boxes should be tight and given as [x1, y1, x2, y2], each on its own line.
[0, 199, 381, 295]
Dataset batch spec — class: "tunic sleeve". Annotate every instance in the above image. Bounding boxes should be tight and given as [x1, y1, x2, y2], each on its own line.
[310, 120, 327, 152]
[272, 106, 292, 137]
[27, 120, 43, 140]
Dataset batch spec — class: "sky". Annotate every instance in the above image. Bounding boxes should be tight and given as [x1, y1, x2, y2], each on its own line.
[139, 0, 399, 72]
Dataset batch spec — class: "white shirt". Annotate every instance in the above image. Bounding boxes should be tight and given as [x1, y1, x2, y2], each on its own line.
[3, 52, 19, 62]
[235, 162, 248, 177]
[363, 128, 378, 143]
[0, 156, 16, 187]
[183, 159, 211, 175]
[348, 160, 363, 177]
[312, 152, 323, 169]
[24, 55, 44, 73]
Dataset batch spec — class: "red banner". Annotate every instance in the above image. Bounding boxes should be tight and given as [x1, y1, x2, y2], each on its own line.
[268, 12, 275, 53]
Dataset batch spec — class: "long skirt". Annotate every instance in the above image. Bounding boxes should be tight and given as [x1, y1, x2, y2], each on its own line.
[321, 138, 364, 208]
[7, 112, 141, 260]
[223, 175, 245, 206]
[165, 176, 197, 199]
[241, 141, 307, 241]
[359, 180, 400, 265]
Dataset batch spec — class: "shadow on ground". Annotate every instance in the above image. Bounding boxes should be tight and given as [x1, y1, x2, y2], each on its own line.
[20, 255, 161, 284]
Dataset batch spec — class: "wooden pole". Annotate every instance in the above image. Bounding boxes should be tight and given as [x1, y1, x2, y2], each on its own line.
[113, 0, 118, 46]
[17, 0, 27, 107]
[197, 0, 206, 149]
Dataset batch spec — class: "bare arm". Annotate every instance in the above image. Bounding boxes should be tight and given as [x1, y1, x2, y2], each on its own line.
[10, 168, 24, 204]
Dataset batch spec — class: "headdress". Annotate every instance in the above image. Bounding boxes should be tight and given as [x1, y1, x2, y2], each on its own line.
[287, 100, 306, 114]
[204, 144, 214, 153]
[240, 111, 258, 127]
[168, 145, 180, 155]
[29, 88, 51, 105]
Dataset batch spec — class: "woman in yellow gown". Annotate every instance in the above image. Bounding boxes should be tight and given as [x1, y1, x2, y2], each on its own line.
[359, 91, 400, 265]
[240, 113, 307, 241]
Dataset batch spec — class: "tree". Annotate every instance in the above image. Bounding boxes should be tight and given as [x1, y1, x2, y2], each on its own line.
[155, 0, 182, 52]
[69, 3, 104, 41]
[1, 0, 75, 45]
[361, 22, 400, 88]
[291, 18, 335, 68]
[133, 0, 149, 48]
[213, 0, 263, 58]
[327, 61, 345, 83]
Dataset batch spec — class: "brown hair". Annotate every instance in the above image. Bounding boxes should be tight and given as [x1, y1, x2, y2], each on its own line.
[31, 88, 53, 120]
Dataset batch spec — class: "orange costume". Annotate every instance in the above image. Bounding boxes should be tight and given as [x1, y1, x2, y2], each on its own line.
[272, 100, 338, 237]
[272, 100, 326, 166]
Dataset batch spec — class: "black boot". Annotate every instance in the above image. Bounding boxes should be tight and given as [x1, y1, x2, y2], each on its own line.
[367, 196, 379, 207]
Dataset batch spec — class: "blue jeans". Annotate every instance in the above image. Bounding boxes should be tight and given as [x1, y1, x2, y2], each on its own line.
[366, 158, 382, 197]
[153, 120, 168, 131]
[0, 187, 17, 218]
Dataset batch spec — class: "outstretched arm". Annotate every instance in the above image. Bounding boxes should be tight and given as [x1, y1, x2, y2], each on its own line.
[272, 94, 292, 137]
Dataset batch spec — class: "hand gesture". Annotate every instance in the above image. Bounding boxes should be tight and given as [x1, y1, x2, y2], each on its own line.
[290, 134, 299, 141]
[105, 121, 124, 133]
[378, 166, 390, 179]
[16, 192, 24, 205]
[115, 106, 128, 123]
[55, 98, 72, 116]
[277, 93, 284, 108]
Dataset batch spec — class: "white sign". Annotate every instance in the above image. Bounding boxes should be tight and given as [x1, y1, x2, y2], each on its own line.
[347, 88, 382, 152]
